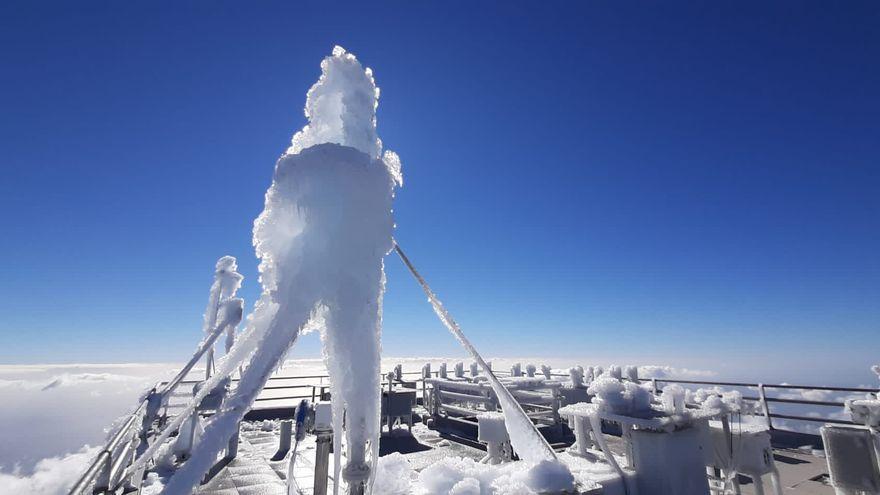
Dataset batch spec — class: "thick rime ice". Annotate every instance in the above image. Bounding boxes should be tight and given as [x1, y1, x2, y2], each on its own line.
[587, 376, 652, 415]
[161, 46, 399, 495]
[660, 384, 686, 414]
[202, 256, 244, 357]
[288, 46, 383, 162]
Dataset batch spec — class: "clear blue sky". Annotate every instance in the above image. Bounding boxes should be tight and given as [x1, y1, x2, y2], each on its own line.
[1, 2, 877, 376]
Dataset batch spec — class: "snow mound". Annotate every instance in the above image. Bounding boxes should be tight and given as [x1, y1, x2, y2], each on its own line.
[373, 453, 413, 495]
[418, 457, 575, 495]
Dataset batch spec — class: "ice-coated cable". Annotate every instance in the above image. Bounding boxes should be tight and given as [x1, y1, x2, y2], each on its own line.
[393, 241, 557, 462]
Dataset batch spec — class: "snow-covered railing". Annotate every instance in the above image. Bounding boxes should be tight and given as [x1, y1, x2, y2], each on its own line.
[68, 384, 158, 495]
[216, 369, 875, 433]
[646, 377, 878, 429]
[68, 300, 244, 495]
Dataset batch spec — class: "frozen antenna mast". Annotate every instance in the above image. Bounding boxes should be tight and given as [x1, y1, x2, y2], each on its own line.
[161, 46, 401, 495]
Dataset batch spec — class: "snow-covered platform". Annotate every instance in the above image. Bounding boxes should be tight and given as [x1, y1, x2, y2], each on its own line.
[167, 410, 836, 495]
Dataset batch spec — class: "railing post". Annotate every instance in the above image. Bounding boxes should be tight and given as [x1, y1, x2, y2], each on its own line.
[758, 383, 773, 430]
[651, 378, 658, 395]
[94, 451, 111, 494]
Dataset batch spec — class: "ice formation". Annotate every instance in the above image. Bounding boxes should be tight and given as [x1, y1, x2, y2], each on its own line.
[540, 365, 552, 380]
[202, 256, 244, 365]
[660, 384, 686, 414]
[587, 376, 653, 415]
[568, 367, 585, 388]
[394, 246, 569, 480]
[160, 46, 399, 495]
[688, 387, 746, 414]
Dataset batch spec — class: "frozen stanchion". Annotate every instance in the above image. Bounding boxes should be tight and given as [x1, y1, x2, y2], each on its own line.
[273, 421, 292, 461]
[393, 364, 403, 382]
[477, 412, 511, 465]
[386, 371, 395, 392]
[526, 364, 536, 377]
[439, 362, 448, 379]
[585, 366, 595, 384]
[625, 365, 639, 383]
[469, 362, 479, 378]
[607, 365, 622, 380]
[454, 362, 465, 379]
[569, 367, 585, 388]
[421, 363, 431, 404]
[510, 363, 522, 377]
[310, 402, 333, 495]
[541, 365, 553, 380]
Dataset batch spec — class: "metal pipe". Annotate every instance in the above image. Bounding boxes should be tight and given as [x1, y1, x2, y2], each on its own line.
[277, 421, 292, 458]
[758, 384, 773, 430]
[312, 430, 332, 495]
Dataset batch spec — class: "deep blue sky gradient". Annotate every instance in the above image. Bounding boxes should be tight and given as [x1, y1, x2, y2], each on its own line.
[1, 2, 877, 379]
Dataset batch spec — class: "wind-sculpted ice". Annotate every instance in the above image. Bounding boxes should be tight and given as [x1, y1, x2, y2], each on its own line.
[161, 46, 399, 495]
[587, 376, 653, 415]
[202, 256, 244, 361]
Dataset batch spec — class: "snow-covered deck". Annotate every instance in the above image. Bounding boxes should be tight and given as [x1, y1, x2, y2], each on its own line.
[171, 413, 836, 495]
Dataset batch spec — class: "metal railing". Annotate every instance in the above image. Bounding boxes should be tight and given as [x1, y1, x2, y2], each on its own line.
[162, 368, 878, 431]
[69, 362, 877, 494]
[68, 302, 243, 495]
[68, 386, 156, 495]
[221, 369, 876, 431]
[646, 377, 878, 429]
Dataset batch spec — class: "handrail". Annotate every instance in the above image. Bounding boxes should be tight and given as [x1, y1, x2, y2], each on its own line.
[159, 299, 243, 400]
[68, 392, 152, 495]
[237, 370, 874, 430]
[68, 302, 243, 495]
[648, 377, 877, 428]
[648, 377, 877, 394]
[72, 362, 873, 494]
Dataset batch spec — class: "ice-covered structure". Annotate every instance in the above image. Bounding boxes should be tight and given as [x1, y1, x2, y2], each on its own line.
[202, 256, 244, 373]
[161, 46, 401, 495]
